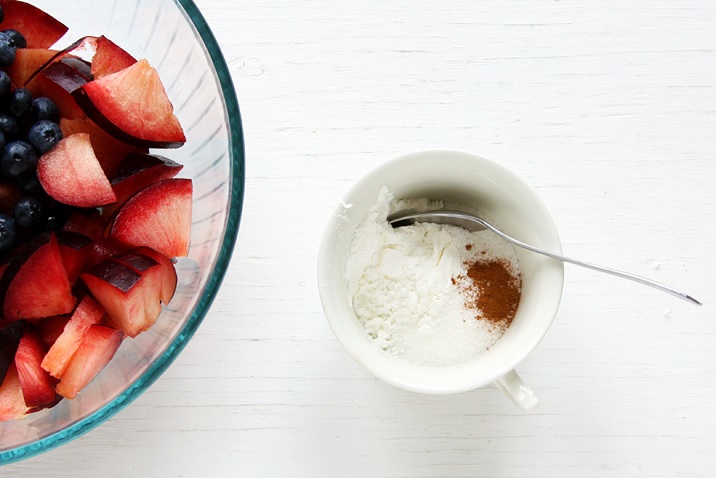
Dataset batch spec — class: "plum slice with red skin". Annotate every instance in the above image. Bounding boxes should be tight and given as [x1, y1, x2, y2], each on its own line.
[15, 328, 57, 408]
[112, 247, 176, 305]
[6, 48, 59, 87]
[41, 295, 105, 379]
[61, 210, 105, 241]
[26, 57, 91, 120]
[0, 233, 76, 321]
[92, 36, 137, 78]
[0, 364, 28, 422]
[73, 59, 186, 148]
[60, 118, 148, 179]
[23, 36, 96, 87]
[0, 321, 25, 386]
[25, 58, 90, 120]
[125, 247, 178, 305]
[103, 153, 183, 219]
[0, 1, 68, 49]
[35, 315, 71, 349]
[82, 237, 130, 270]
[80, 259, 162, 338]
[55, 230, 93, 284]
[38, 133, 117, 208]
[24, 35, 134, 86]
[55, 324, 123, 399]
[109, 178, 192, 258]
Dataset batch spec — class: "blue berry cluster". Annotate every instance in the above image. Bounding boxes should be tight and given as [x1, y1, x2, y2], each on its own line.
[0, 13, 67, 253]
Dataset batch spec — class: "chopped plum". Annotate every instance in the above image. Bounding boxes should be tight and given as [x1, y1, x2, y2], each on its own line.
[0, 364, 28, 421]
[56, 324, 122, 399]
[37, 133, 117, 207]
[35, 315, 71, 349]
[80, 258, 163, 337]
[59, 118, 147, 178]
[15, 328, 57, 408]
[109, 178, 192, 258]
[125, 246, 177, 305]
[0, 321, 25, 385]
[1, 233, 76, 321]
[103, 153, 183, 218]
[6, 48, 58, 87]
[26, 58, 91, 120]
[0, 1, 68, 49]
[73, 59, 186, 148]
[42, 295, 105, 378]
[91, 36, 136, 78]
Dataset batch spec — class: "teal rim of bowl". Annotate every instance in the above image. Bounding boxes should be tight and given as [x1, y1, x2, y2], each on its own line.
[0, 0, 245, 465]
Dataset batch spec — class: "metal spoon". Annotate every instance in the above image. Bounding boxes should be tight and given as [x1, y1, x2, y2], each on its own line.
[388, 209, 701, 306]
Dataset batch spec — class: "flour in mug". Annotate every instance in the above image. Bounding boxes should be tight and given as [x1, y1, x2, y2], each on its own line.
[345, 186, 521, 367]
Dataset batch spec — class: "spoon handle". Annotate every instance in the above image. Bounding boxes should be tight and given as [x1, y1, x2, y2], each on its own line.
[475, 218, 702, 306]
[392, 210, 701, 306]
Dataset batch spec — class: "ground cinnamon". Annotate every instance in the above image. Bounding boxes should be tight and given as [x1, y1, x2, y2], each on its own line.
[454, 255, 522, 329]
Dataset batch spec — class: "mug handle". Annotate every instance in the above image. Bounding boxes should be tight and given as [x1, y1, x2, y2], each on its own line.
[495, 369, 539, 411]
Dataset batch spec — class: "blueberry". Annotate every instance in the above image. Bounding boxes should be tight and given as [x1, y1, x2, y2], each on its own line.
[0, 71, 10, 100]
[31, 97, 60, 123]
[0, 131, 5, 154]
[43, 202, 70, 231]
[8, 88, 32, 118]
[0, 214, 16, 251]
[2, 141, 38, 180]
[17, 173, 45, 195]
[13, 197, 45, 229]
[0, 114, 19, 140]
[0, 32, 16, 67]
[44, 212, 64, 231]
[28, 120, 63, 154]
[2, 30, 26, 49]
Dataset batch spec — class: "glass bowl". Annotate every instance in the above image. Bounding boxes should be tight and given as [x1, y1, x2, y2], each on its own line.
[0, 0, 244, 464]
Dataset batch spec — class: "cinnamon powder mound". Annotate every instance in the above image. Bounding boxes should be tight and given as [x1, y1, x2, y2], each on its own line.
[455, 257, 522, 329]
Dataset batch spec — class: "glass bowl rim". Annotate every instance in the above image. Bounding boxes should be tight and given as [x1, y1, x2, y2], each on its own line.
[0, 0, 245, 465]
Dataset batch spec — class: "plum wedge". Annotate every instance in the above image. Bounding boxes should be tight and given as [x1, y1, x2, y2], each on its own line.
[0, 234, 76, 321]
[0, 321, 25, 385]
[0, 364, 28, 421]
[91, 36, 137, 78]
[109, 178, 192, 258]
[103, 153, 183, 218]
[56, 325, 123, 399]
[38, 133, 117, 207]
[80, 257, 162, 338]
[26, 58, 91, 120]
[73, 59, 186, 148]
[0, 1, 68, 49]
[15, 328, 57, 408]
[41, 295, 105, 379]
[6, 48, 58, 86]
[60, 118, 147, 178]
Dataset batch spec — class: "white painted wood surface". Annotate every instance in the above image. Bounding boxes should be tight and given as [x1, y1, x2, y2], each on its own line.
[6, 0, 715, 476]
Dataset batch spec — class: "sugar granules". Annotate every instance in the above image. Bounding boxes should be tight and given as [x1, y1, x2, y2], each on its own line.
[345, 186, 522, 367]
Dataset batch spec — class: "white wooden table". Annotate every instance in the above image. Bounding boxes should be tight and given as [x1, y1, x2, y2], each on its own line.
[7, 0, 715, 476]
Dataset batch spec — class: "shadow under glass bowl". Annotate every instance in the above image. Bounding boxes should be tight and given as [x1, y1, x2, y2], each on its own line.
[0, 0, 244, 464]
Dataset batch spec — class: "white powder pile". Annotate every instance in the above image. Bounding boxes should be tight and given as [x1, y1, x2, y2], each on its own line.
[345, 186, 521, 367]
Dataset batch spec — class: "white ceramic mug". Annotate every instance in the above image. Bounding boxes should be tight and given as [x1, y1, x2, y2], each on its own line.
[318, 150, 564, 410]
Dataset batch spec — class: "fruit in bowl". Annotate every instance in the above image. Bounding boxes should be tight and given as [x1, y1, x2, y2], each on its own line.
[0, 0, 243, 463]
